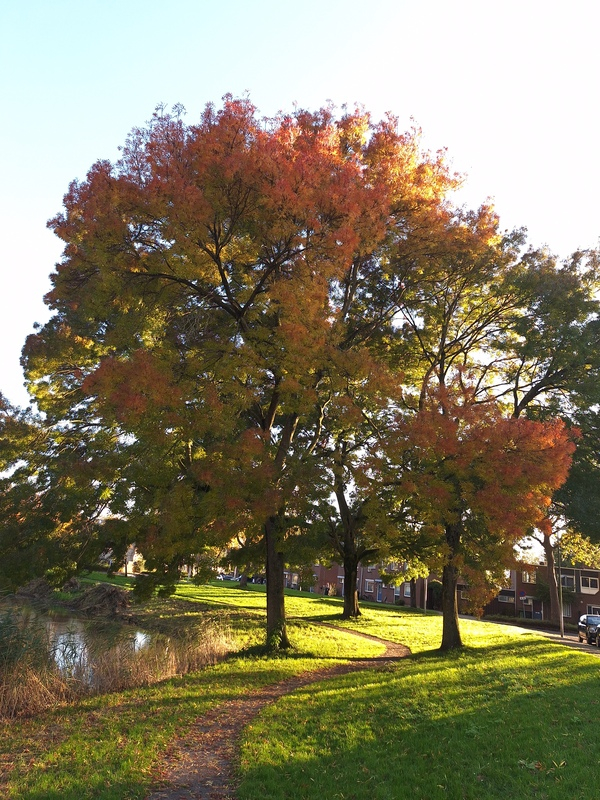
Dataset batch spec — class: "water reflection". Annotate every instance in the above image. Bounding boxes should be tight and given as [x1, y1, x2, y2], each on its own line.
[18, 606, 151, 686]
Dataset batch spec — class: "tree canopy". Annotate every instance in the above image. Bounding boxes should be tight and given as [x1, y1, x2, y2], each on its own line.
[9, 96, 597, 649]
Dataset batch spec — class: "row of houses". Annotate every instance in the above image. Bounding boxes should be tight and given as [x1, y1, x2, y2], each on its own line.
[283, 561, 600, 624]
[485, 564, 600, 623]
[285, 562, 432, 608]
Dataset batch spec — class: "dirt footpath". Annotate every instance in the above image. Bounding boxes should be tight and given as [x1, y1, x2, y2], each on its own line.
[145, 633, 409, 800]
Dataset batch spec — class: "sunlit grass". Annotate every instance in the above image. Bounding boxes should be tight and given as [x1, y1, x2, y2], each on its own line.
[3, 580, 599, 800]
[0, 595, 380, 800]
[237, 635, 597, 800]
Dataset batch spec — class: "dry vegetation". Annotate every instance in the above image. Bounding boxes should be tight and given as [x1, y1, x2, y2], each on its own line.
[0, 586, 232, 720]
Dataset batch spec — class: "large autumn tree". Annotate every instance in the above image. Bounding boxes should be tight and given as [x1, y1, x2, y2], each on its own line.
[24, 98, 457, 646]
[392, 220, 600, 630]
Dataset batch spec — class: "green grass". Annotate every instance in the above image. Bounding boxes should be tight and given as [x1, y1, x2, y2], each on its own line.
[238, 632, 597, 800]
[80, 571, 137, 588]
[2, 580, 599, 799]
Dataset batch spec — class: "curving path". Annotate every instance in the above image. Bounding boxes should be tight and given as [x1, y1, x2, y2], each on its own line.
[145, 629, 410, 800]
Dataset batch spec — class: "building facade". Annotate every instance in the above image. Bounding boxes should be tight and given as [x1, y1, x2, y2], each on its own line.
[484, 564, 600, 623]
[291, 560, 600, 624]
[295, 562, 431, 608]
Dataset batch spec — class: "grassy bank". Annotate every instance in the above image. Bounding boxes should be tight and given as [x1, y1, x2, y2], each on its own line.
[2, 580, 598, 799]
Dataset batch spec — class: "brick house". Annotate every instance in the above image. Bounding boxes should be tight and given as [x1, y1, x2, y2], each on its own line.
[306, 562, 431, 608]
[483, 563, 600, 624]
[292, 559, 600, 624]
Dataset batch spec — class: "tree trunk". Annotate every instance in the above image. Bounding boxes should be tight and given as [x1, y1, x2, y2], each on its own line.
[262, 413, 297, 651]
[410, 577, 417, 608]
[440, 523, 463, 651]
[265, 516, 290, 650]
[342, 556, 361, 618]
[334, 464, 368, 620]
[543, 535, 561, 626]
[440, 562, 462, 650]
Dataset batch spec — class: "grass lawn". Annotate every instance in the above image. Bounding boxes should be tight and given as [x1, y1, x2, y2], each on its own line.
[2, 579, 599, 799]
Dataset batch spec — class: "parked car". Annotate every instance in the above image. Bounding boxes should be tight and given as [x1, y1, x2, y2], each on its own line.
[578, 614, 600, 644]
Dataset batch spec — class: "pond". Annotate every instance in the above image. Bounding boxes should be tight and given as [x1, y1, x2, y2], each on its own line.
[4, 603, 153, 688]
[1, 596, 228, 718]
[46, 611, 150, 681]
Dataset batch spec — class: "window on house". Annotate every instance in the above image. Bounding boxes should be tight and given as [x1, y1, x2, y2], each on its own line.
[588, 605, 600, 615]
[367, 566, 373, 572]
[581, 576, 599, 590]
[562, 602, 572, 618]
[522, 570, 536, 584]
[403, 584, 411, 597]
[498, 594, 513, 603]
[364, 580, 374, 593]
[560, 574, 575, 589]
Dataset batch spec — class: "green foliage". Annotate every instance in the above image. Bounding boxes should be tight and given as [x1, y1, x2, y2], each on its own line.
[44, 562, 78, 588]
[554, 410, 600, 543]
[534, 575, 575, 607]
[427, 579, 443, 610]
[131, 572, 178, 602]
[266, 621, 290, 653]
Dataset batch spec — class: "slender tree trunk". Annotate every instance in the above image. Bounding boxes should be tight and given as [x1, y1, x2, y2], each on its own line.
[342, 556, 361, 618]
[262, 413, 297, 651]
[238, 573, 248, 588]
[265, 515, 291, 649]
[440, 523, 463, 651]
[334, 460, 365, 619]
[543, 535, 561, 626]
[410, 577, 417, 608]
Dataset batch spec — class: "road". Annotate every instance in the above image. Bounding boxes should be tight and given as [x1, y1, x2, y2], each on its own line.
[535, 628, 600, 654]
[466, 615, 600, 656]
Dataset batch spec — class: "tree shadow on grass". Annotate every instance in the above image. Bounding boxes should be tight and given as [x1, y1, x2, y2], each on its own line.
[236, 640, 600, 800]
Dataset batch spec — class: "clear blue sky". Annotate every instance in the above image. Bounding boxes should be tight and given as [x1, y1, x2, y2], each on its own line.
[1, 0, 599, 407]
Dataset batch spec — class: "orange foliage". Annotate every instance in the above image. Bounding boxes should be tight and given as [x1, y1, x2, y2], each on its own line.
[82, 350, 183, 429]
[392, 383, 576, 556]
[33, 96, 477, 583]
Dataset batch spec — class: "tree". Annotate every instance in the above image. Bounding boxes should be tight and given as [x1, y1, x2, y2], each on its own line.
[0, 393, 128, 592]
[393, 223, 600, 632]
[387, 383, 575, 650]
[498, 250, 600, 623]
[23, 98, 457, 647]
[296, 173, 507, 621]
[522, 409, 600, 626]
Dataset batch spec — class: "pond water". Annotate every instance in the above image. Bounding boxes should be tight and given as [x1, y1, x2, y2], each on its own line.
[7, 604, 152, 686]
[47, 612, 150, 677]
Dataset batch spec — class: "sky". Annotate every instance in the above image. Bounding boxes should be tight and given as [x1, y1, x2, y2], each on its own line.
[1, 0, 599, 408]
